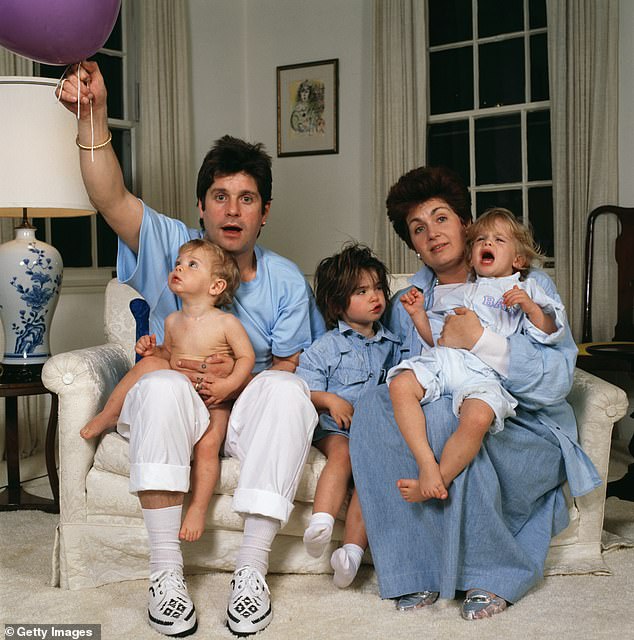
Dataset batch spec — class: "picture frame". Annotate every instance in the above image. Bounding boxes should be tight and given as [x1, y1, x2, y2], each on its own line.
[277, 58, 339, 157]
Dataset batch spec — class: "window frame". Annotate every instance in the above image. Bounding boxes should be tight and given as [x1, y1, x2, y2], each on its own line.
[426, 0, 553, 267]
[35, 0, 138, 291]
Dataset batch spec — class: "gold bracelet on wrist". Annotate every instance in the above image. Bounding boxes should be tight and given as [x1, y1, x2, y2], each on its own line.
[75, 131, 113, 151]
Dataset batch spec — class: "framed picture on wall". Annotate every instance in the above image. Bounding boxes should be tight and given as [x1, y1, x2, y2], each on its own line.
[277, 58, 339, 157]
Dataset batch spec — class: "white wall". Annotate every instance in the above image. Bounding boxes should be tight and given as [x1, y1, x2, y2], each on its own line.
[189, 0, 373, 275]
[188, 0, 248, 170]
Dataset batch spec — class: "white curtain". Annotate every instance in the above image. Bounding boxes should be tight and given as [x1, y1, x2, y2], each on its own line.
[548, 0, 620, 341]
[138, 0, 195, 226]
[372, 0, 427, 274]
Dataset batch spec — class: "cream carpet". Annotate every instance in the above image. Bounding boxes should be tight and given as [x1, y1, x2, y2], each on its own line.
[2, 449, 634, 640]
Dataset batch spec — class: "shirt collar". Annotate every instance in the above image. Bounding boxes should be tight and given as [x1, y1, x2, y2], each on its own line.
[336, 320, 400, 343]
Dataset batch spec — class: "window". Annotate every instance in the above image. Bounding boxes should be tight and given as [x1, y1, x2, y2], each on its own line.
[35, 1, 137, 279]
[427, 0, 553, 263]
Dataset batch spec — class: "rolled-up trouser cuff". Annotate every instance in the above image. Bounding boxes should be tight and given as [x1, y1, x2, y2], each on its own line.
[232, 487, 294, 525]
[129, 462, 191, 495]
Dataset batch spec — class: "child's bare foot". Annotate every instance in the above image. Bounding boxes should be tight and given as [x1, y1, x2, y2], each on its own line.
[80, 412, 117, 440]
[397, 476, 448, 502]
[179, 505, 206, 542]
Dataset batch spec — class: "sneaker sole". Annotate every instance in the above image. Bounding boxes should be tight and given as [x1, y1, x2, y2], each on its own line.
[148, 609, 198, 637]
[226, 605, 273, 636]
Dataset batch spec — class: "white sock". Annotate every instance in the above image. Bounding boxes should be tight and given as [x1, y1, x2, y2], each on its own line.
[303, 512, 335, 558]
[330, 543, 364, 588]
[142, 505, 183, 575]
[235, 515, 281, 577]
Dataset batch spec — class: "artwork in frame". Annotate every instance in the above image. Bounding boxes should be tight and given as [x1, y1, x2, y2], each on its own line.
[277, 58, 339, 157]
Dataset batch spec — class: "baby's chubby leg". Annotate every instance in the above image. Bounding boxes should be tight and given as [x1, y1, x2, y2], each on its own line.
[80, 356, 171, 439]
[180, 405, 230, 542]
[389, 370, 447, 502]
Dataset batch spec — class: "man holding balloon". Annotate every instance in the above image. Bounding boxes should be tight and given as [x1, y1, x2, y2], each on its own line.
[57, 61, 325, 637]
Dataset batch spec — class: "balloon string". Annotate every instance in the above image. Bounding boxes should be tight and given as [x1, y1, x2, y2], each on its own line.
[76, 65, 81, 120]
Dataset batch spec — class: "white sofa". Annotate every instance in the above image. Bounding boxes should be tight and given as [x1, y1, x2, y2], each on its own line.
[42, 278, 629, 590]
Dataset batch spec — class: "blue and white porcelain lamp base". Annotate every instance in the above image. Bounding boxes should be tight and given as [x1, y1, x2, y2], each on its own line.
[0, 216, 63, 370]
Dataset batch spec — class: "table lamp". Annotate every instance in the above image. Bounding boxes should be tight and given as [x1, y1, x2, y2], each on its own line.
[0, 77, 95, 382]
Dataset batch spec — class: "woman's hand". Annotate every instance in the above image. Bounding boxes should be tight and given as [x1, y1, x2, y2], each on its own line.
[438, 307, 484, 350]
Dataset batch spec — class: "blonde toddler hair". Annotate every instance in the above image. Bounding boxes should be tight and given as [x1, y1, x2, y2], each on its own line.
[178, 238, 240, 307]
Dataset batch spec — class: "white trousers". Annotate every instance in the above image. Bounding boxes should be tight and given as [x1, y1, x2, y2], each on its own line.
[118, 368, 317, 525]
[387, 346, 517, 434]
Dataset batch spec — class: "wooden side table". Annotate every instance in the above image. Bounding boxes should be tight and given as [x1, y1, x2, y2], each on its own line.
[0, 372, 59, 513]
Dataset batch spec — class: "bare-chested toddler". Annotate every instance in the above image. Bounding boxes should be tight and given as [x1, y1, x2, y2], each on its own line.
[80, 238, 255, 541]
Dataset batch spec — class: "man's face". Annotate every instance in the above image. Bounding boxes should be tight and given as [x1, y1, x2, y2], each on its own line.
[198, 172, 270, 260]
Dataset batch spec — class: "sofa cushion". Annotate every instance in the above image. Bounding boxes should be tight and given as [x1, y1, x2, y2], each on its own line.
[93, 431, 328, 503]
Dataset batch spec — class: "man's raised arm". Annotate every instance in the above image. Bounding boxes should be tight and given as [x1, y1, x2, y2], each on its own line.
[57, 61, 143, 253]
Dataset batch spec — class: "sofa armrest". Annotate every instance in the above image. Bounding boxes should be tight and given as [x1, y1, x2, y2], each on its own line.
[42, 344, 132, 522]
[569, 367, 629, 470]
[566, 368, 629, 544]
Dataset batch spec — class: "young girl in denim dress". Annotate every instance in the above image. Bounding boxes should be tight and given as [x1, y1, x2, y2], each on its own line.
[295, 243, 402, 588]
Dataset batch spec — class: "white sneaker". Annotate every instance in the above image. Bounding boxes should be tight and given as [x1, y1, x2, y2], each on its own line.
[148, 568, 198, 637]
[226, 566, 273, 636]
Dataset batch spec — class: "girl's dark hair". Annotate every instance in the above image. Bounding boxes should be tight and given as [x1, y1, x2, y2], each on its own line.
[386, 166, 471, 249]
[196, 135, 272, 214]
[314, 243, 390, 329]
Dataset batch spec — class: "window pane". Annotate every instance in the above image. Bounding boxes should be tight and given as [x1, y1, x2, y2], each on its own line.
[528, 186, 554, 257]
[478, 0, 523, 37]
[93, 52, 123, 119]
[530, 33, 549, 101]
[430, 47, 474, 115]
[37, 64, 64, 80]
[476, 190, 523, 218]
[529, 0, 547, 29]
[427, 121, 470, 185]
[111, 129, 134, 192]
[51, 217, 92, 267]
[104, 11, 122, 50]
[475, 114, 522, 184]
[97, 215, 117, 267]
[479, 39, 524, 108]
[428, 0, 472, 46]
[527, 110, 551, 181]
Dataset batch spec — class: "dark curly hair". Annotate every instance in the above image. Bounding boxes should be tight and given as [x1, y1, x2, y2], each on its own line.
[386, 166, 471, 249]
[196, 135, 272, 215]
[314, 243, 390, 330]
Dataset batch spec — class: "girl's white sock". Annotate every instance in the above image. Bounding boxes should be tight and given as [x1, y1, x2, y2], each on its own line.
[330, 543, 364, 588]
[303, 512, 335, 558]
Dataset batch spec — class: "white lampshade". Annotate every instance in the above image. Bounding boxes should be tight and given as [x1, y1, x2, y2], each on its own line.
[0, 77, 95, 374]
[0, 77, 95, 217]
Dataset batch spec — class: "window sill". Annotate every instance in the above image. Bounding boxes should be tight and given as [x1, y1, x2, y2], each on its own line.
[60, 268, 115, 294]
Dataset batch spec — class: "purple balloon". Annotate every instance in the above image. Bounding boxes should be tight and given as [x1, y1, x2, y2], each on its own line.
[0, 0, 121, 65]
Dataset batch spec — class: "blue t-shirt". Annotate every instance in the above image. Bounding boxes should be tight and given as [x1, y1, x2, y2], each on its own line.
[296, 320, 402, 433]
[117, 202, 326, 372]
